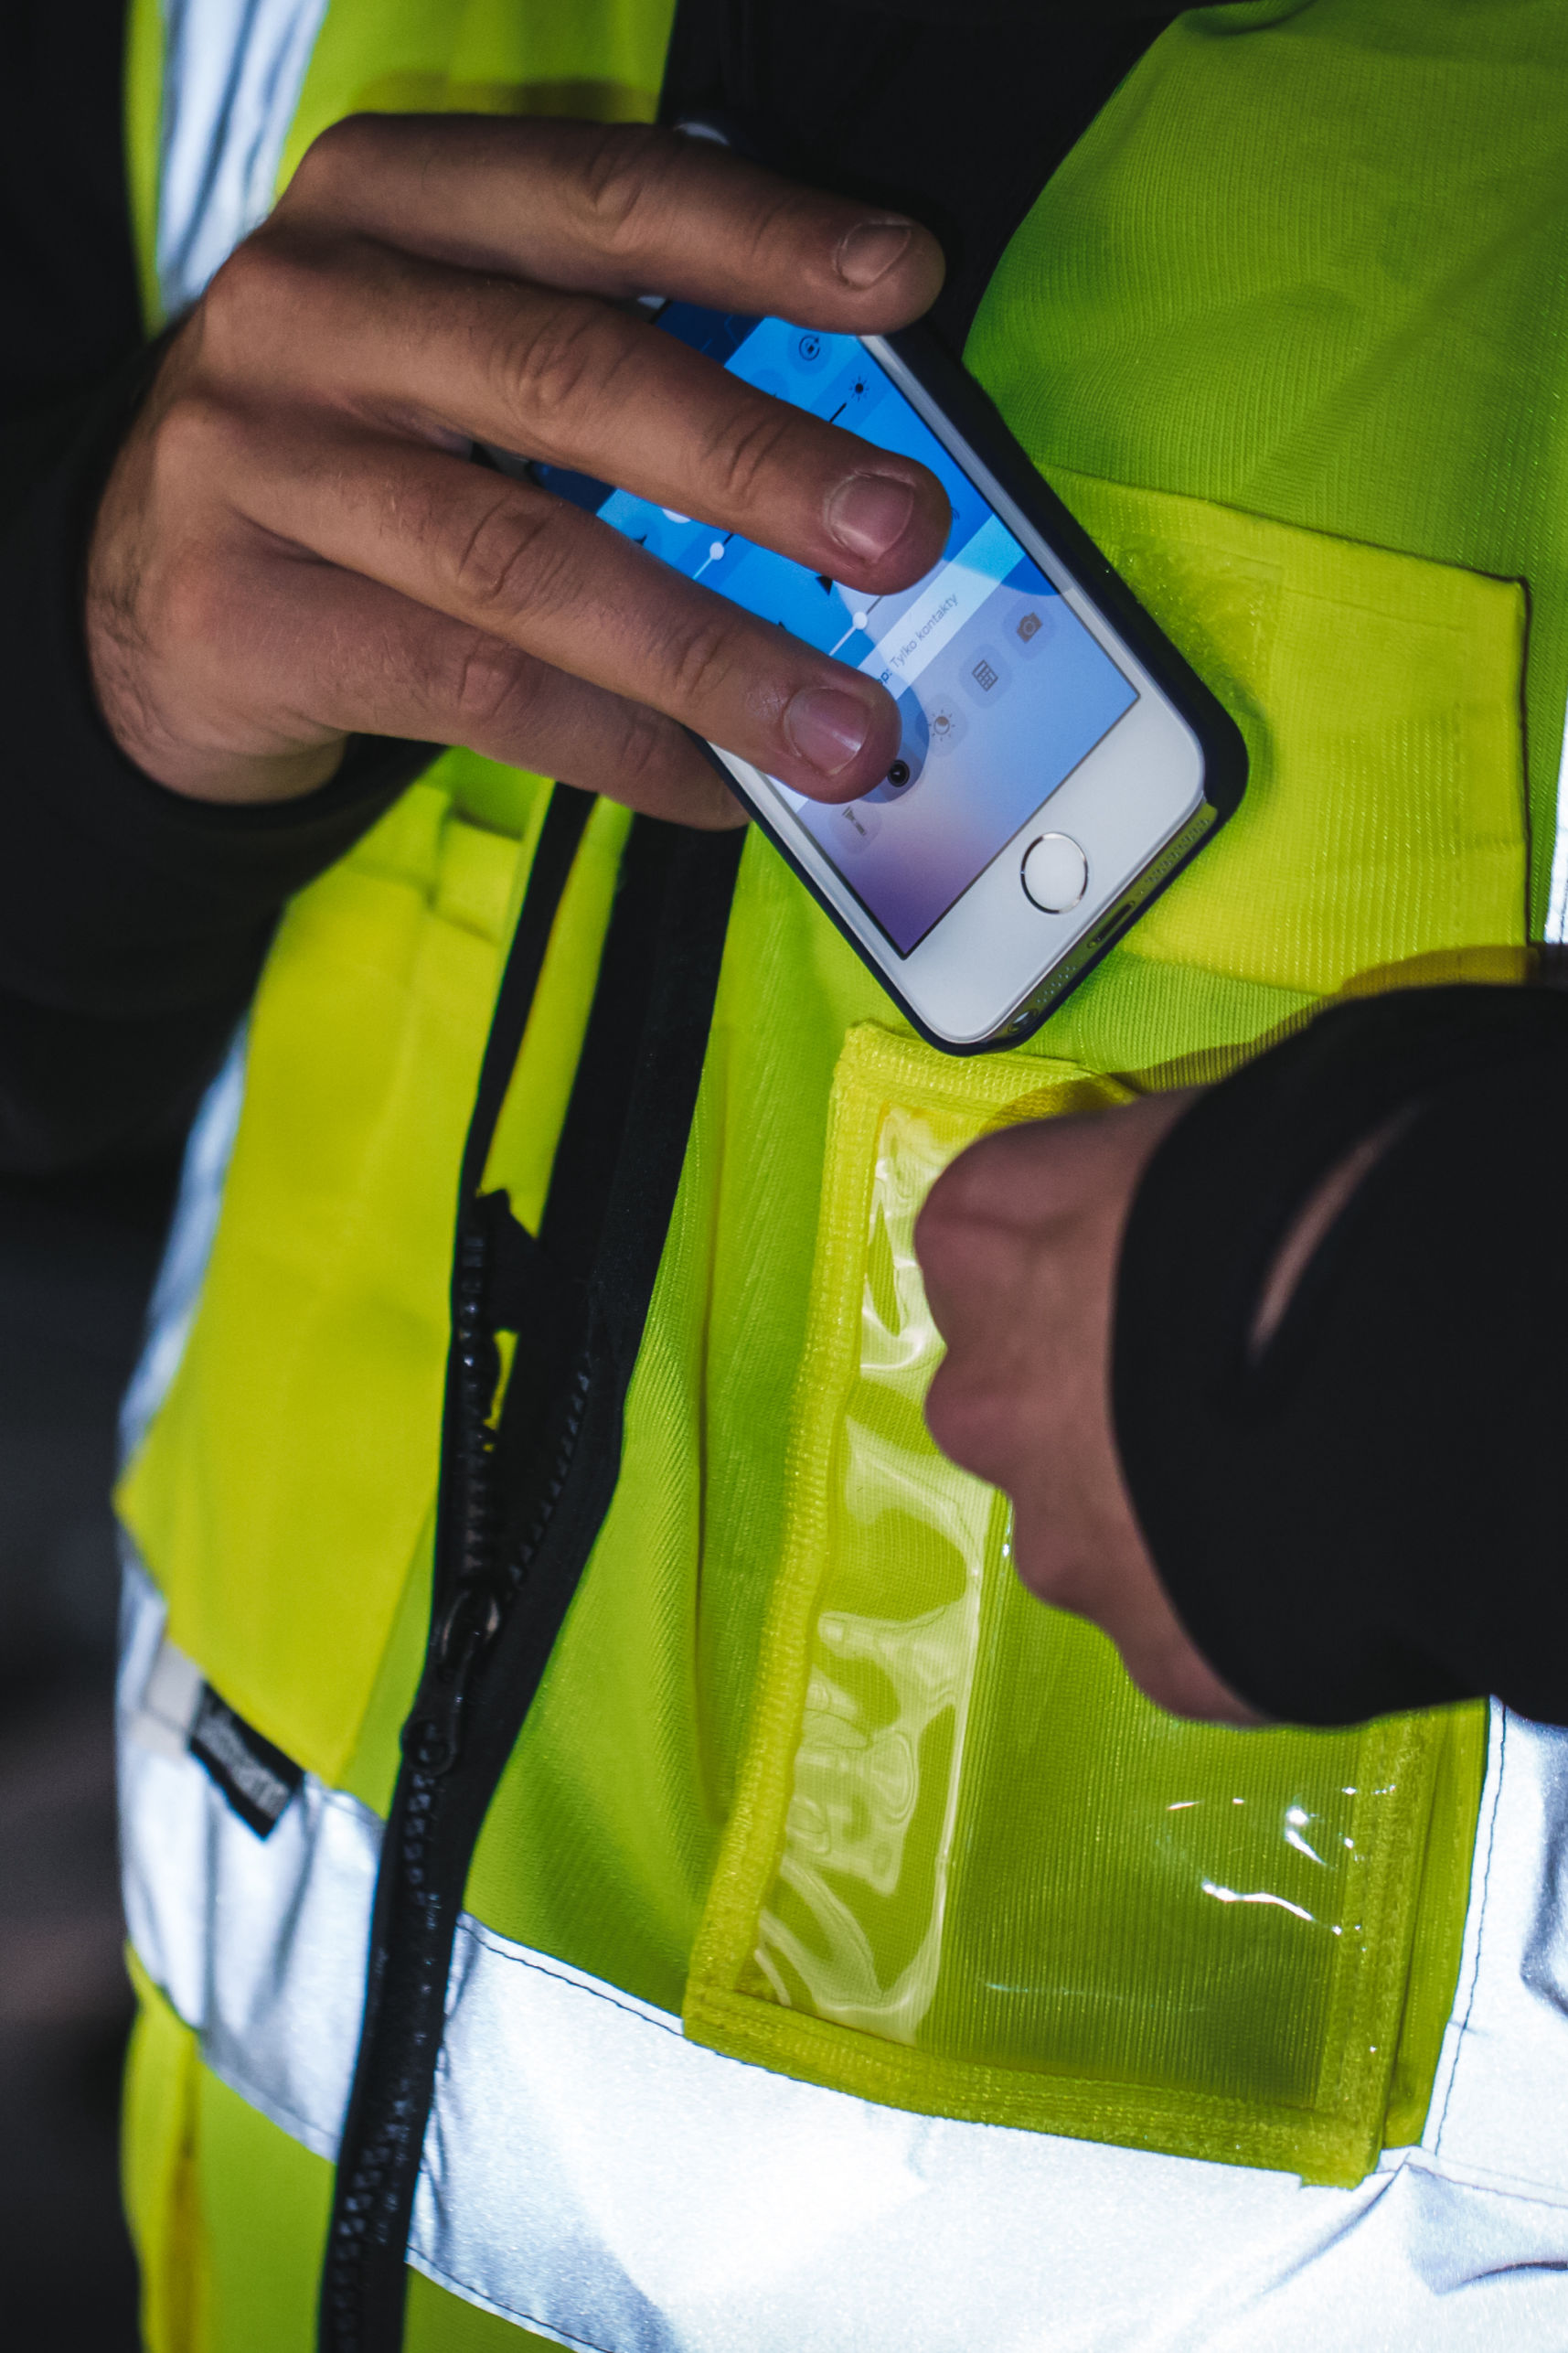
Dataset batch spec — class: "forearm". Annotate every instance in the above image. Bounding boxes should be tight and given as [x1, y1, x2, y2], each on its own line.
[1115, 983, 1568, 1726]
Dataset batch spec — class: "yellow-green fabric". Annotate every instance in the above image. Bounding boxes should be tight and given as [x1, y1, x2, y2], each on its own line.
[124, 1948, 206, 2353]
[123, 0, 165, 332]
[124, 1961, 556, 2353]
[118, 768, 638, 1786]
[967, 0, 1568, 934]
[123, 0, 677, 334]
[278, 0, 677, 195]
[115, 0, 1568, 2312]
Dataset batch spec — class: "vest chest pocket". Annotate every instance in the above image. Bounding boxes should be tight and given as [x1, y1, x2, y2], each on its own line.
[684, 483, 1528, 2187]
[1000, 474, 1532, 1080]
[685, 1024, 1486, 2187]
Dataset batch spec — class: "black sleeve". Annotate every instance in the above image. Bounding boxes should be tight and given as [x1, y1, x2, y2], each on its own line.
[0, 0, 435, 1177]
[661, 0, 1181, 356]
[0, 373, 435, 1174]
[1114, 984, 1568, 1727]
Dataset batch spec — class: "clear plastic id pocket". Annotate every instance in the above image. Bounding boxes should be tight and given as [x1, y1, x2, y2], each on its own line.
[685, 1025, 1485, 2186]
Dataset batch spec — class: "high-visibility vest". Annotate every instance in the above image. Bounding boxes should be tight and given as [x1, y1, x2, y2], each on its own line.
[115, 2, 1568, 2348]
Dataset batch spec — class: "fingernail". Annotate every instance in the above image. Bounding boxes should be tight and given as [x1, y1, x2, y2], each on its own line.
[837, 219, 913, 288]
[784, 686, 874, 777]
[827, 473, 915, 560]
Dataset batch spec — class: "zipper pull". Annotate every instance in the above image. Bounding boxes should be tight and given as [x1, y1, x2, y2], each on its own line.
[402, 1585, 501, 1776]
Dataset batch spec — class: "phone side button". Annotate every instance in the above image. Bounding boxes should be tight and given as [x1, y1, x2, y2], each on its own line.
[1019, 833, 1088, 914]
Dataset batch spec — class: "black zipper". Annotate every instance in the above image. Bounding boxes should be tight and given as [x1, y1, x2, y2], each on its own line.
[318, 795, 744, 2353]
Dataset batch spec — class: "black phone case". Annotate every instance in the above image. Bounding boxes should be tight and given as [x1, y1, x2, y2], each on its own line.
[693, 316, 1248, 1054]
[662, 112, 1248, 1051]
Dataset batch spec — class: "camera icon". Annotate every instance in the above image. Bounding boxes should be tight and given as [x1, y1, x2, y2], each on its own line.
[1009, 596, 1056, 658]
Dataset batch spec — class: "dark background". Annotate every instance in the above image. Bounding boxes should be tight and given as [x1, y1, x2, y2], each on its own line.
[3, 0, 164, 2332]
[0, 1159, 176, 2344]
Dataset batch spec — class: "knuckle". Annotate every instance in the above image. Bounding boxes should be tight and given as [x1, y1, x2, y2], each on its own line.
[125, 401, 251, 626]
[1011, 1541, 1066, 1610]
[445, 494, 560, 622]
[199, 225, 325, 367]
[142, 398, 209, 506]
[446, 629, 530, 737]
[145, 388, 248, 497]
[927, 1373, 1019, 1484]
[662, 607, 742, 711]
[933, 1132, 1014, 1222]
[202, 228, 273, 321]
[153, 535, 231, 657]
[194, 244, 256, 367]
[499, 296, 621, 434]
[915, 1203, 1019, 1329]
[916, 1164, 979, 1258]
[611, 700, 687, 794]
[923, 1367, 984, 1467]
[286, 112, 386, 208]
[572, 123, 803, 292]
[573, 123, 685, 257]
[704, 395, 796, 514]
[735, 182, 820, 280]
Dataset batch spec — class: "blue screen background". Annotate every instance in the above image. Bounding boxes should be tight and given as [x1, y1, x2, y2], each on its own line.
[537, 306, 1136, 955]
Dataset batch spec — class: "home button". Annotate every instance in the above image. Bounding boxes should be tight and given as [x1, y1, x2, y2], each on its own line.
[1020, 833, 1088, 913]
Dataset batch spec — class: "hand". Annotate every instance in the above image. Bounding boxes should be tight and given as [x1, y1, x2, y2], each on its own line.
[916, 1091, 1261, 1724]
[86, 118, 948, 813]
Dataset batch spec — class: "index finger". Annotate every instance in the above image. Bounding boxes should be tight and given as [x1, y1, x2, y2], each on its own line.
[279, 114, 946, 330]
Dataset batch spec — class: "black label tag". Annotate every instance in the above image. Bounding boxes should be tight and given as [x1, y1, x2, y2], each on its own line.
[188, 1686, 303, 1837]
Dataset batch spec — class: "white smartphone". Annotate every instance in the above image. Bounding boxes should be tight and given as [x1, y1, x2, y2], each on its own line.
[529, 304, 1245, 1053]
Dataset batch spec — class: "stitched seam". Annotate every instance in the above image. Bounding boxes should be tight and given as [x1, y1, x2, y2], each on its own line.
[1397, 2144, 1568, 2214]
[454, 1922, 685, 2040]
[200, 2048, 340, 2160]
[1433, 1710, 1507, 2154]
[409, 2251, 618, 2353]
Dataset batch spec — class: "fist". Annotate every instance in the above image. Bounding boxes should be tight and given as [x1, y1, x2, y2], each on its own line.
[916, 1091, 1259, 1724]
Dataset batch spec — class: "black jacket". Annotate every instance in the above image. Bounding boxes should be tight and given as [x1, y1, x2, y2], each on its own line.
[5, 0, 1565, 1725]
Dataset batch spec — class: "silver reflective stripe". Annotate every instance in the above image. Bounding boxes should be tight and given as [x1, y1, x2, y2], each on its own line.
[1423, 1706, 1568, 2200]
[1547, 687, 1568, 944]
[157, 0, 329, 316]
[120, 1562, 1568, 2350]
[120, 1559, 376, 2156]
[120, 1028, 246, 1465]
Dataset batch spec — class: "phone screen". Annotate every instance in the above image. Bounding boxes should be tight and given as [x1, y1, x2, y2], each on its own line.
[533, 305, 1138, 957]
